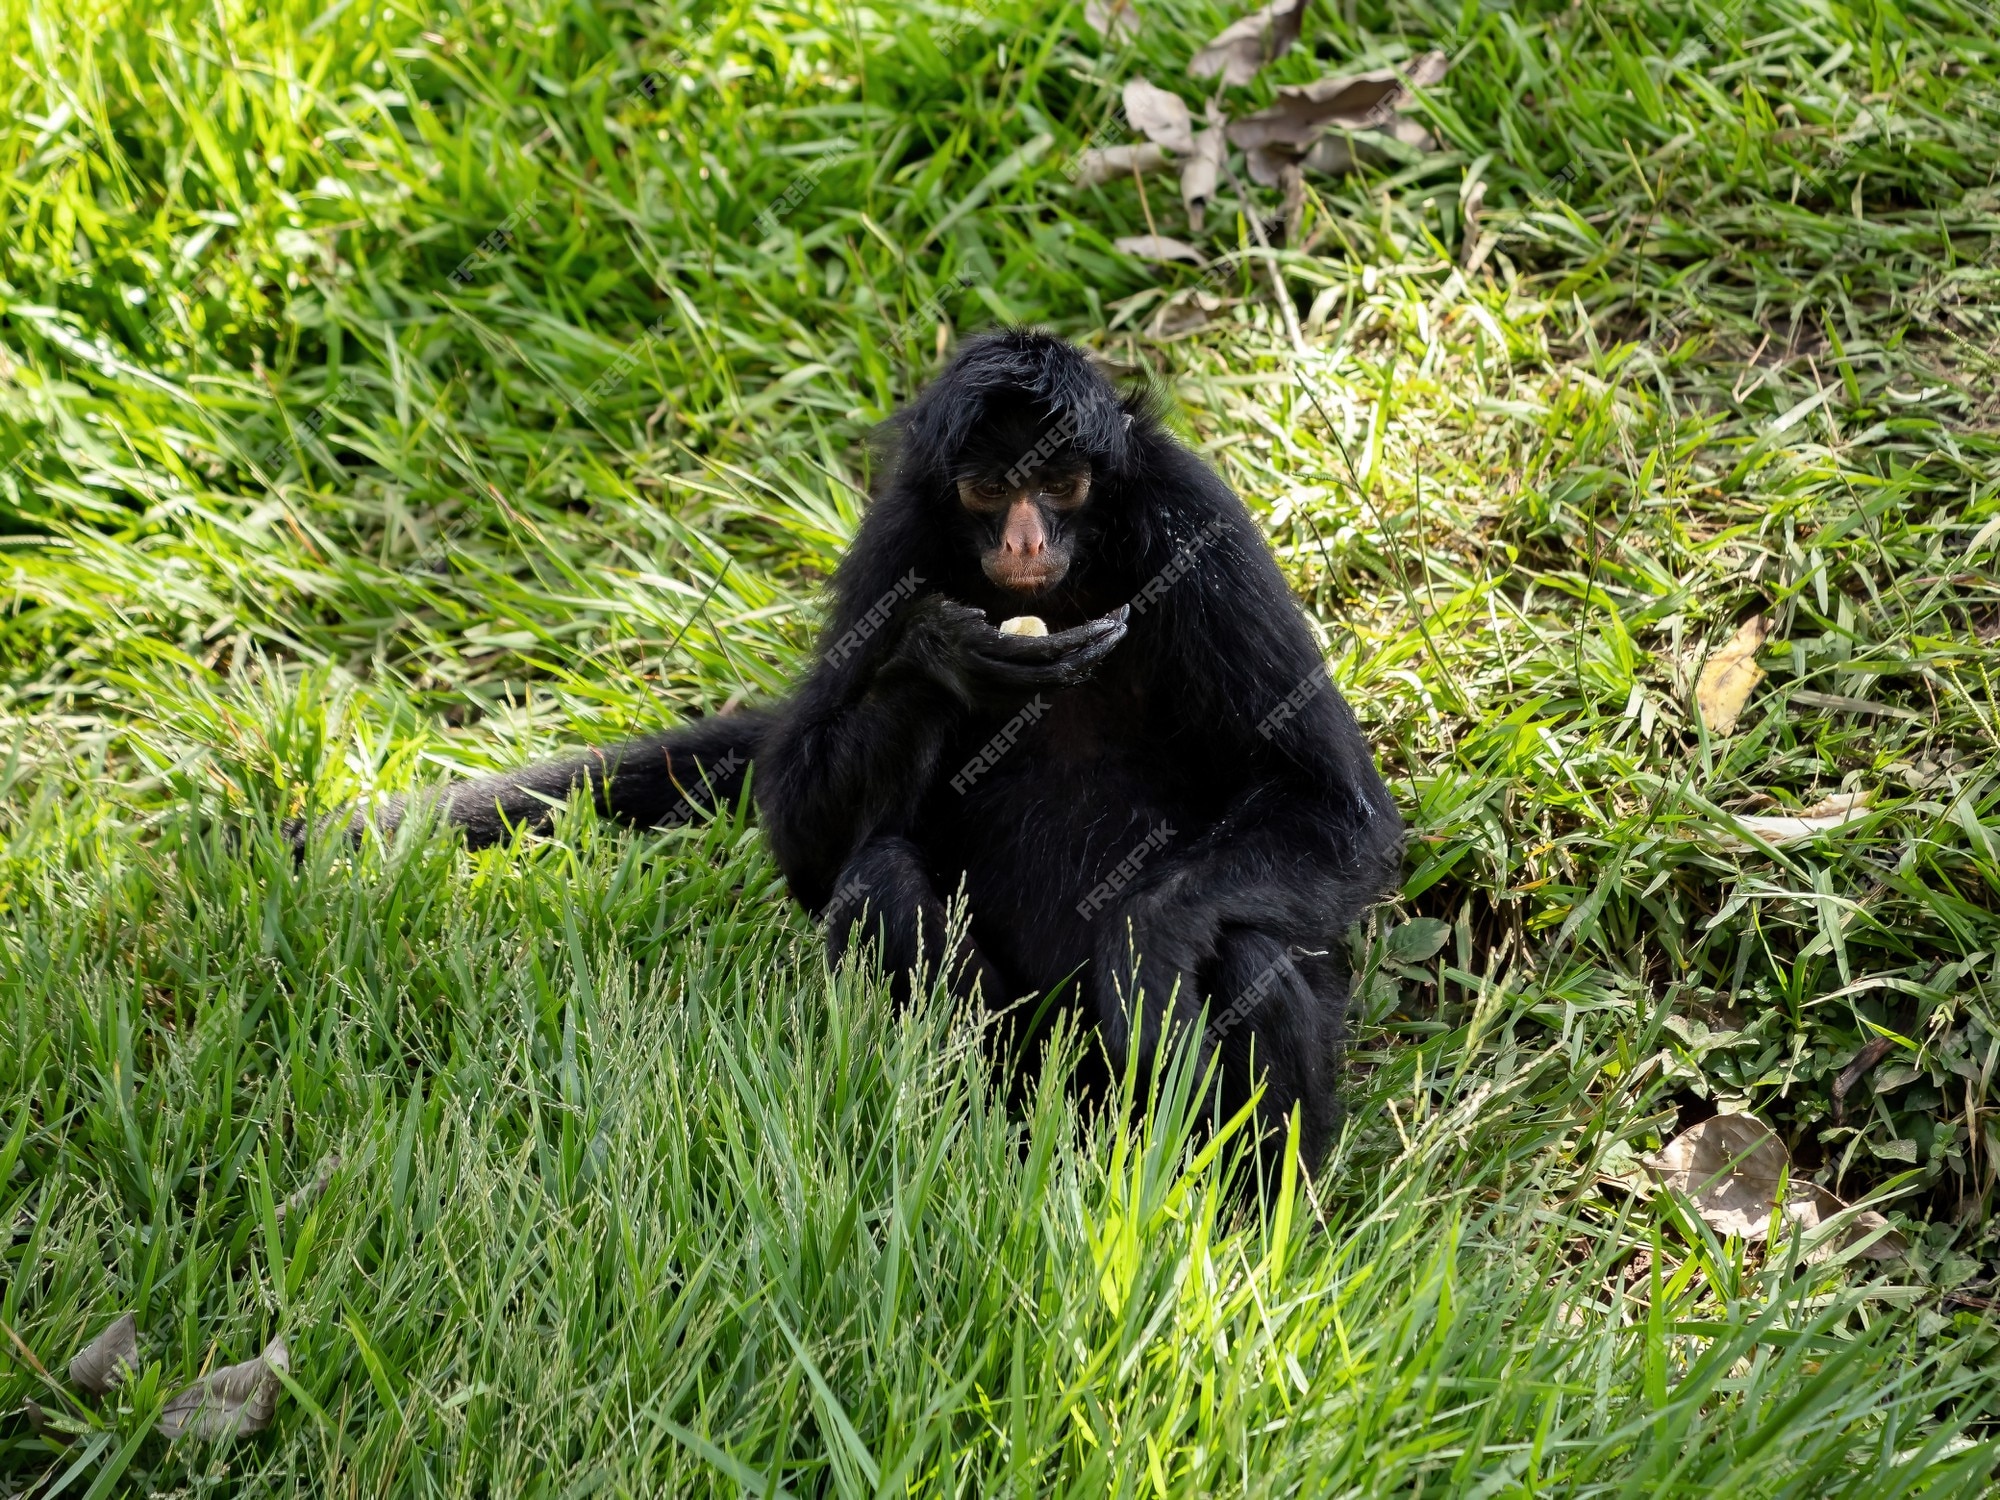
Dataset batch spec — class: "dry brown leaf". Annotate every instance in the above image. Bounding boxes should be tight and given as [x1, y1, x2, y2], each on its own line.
[1071, 142, 1171, 187]
[1643, 1114, 1802, 1241]
[1837, 1208, 1908, 1261]
[1402, 48, 1451, 89]
[1112, 234, 1205, 264]
[68, 1312, 137, 1395]
[1695, 615, 1768, 735]
[1243, 142, 1295, 186]
[1299, 135, 1356, 177]
[1149, 289, 1223, 339]
[158, 1336, 289, 1442]
[1382, 116, 1438, 151]
[1122, 78, 1195, 154]
[1801, 1189, 1908, 1263]
[1226, 53, 1449, 152]
[1228, 78, 1398, 152]
[1716, 791, 1874, 850]
[1084, 0, 1141, 41]
[1644, 1115, 1907, 1261]
[1180, 126, 1226, 229]
[1188, 0, 1308, 88]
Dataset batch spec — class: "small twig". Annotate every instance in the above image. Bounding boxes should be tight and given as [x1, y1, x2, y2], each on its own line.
[1130, 160, 1159, 240]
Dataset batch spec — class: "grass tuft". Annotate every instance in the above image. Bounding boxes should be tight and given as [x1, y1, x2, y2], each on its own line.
[3, 0, 2000, 1489]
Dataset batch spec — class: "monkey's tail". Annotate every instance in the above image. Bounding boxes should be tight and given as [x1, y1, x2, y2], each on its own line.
[316, 708, 772, 852]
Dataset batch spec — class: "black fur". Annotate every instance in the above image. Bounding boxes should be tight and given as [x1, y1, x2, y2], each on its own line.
[390, 331, 1403, 1170]
[353, 710, 765, 847]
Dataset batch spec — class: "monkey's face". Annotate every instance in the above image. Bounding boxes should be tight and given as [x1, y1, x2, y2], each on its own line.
[957, 464, 1091, 594]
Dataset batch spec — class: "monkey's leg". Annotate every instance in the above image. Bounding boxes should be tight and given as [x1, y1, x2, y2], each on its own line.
[1205, 928, 1343, 1175]
[822, 836, 1007, 1007]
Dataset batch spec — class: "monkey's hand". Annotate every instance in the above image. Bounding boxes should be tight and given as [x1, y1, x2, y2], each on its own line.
[882, 597, 1127, 710]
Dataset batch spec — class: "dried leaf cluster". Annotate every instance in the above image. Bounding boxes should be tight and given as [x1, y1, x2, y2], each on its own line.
[1077, 1, 1449, 263]
[20, 1157, 336, 1457]
[45, 1319, 292, 1448]
[157, 1337, 291, 1441]
[1642, 1113, 1905, 1262]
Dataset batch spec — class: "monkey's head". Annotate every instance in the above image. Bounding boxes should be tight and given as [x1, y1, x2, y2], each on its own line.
[896, 330, 1136, 598]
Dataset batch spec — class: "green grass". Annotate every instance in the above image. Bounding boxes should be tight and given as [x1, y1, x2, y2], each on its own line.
[4, 0, 2000, 1490]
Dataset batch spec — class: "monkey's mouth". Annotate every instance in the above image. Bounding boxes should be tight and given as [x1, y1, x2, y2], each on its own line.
[984, 556, 1070, 593]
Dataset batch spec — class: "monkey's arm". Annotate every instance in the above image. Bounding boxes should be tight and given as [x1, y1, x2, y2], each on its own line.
[756, 682, 956, 910]
[759, 597, 1127, 909]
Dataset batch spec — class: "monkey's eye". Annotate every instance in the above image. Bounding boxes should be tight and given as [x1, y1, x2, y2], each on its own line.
[957, 477, 1015, 511]
[1038, 470, 1092, 510]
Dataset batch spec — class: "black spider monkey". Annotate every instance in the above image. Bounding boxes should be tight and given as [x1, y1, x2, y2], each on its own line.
[358, 331, 1403, 1170]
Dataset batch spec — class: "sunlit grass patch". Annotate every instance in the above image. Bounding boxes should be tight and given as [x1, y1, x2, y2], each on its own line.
[3, 0, 1999, 1489]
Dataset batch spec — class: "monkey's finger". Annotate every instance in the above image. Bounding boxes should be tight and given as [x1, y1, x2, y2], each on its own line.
[1047, 633, 1127, 684]
[1042, 620, 1129, 675]
[964, 655, 1070, 692]
[980, 613, 1126, 664]
[969, 620, 1123, 674]
[969, 626, 1125, 689]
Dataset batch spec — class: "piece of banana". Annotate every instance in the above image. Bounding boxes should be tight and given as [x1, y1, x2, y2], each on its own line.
[998, 616, 1048, 636]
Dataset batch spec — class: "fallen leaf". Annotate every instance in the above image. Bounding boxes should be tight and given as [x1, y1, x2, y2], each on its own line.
[1695, 615, 1768, 735]
[274, 1154, 341, 1225]
[1402, 49, 1451, 89]
[1149, 289, 1223, 339]
[1188, 0, 1308, 88]
[1084, 0, 1141, 40]
[1122, 78, 1195, 155]
[158, 1336, 289, 1442]
[1715, 790, 1874, 850]
[1113, 234, 1205, 264]
[1229, 79, 1398, 152]
[1643, 1113, 1801, 1241]
[1801, 1188, 1907, 1263]
[1071, 142, 1171, 187]
[69, 1313, 138, 1395]
[1180, 125, 1225, 229]
[1246, 142, 1300, 186]
[1834, 1206, 1907, 1261]
[1226, 53, 1449, 152]
[1382, 116, 1438, 151]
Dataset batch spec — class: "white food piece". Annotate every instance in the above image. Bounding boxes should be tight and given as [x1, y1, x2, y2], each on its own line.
[998, 616, 1048, 636]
